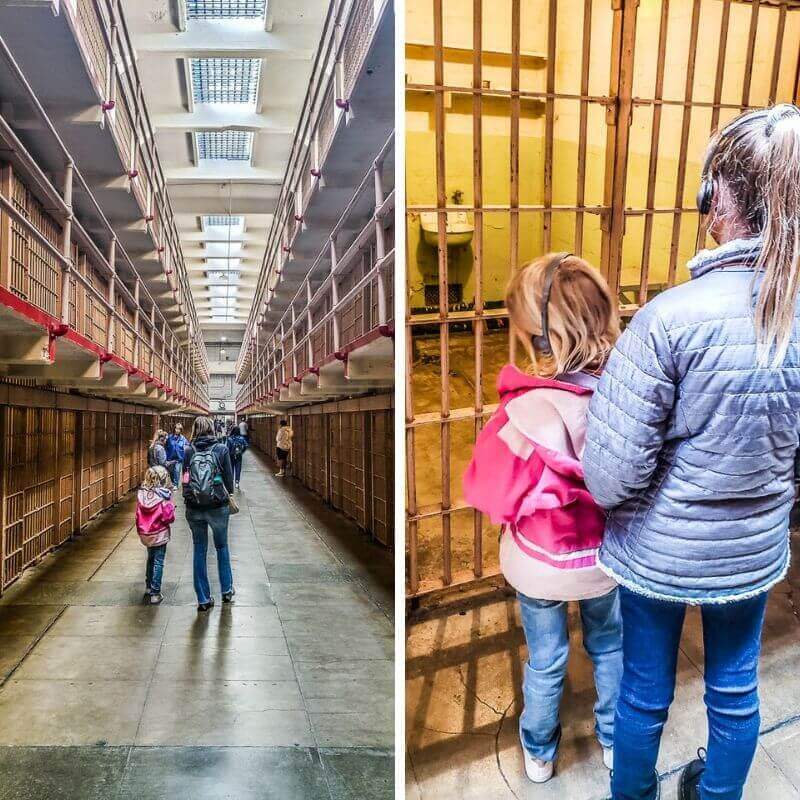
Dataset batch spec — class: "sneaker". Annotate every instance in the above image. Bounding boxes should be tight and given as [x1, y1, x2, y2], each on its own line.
[235, 482, 240, 490]
[276, 470, 284, 477]
[222, 589, 236, 603]
[146, 593, 163, 606]
[678, 749, 706, 800]
[197, 598, 215, 612]
[602, 746, 613, 770]
[523, 750, 554, 784]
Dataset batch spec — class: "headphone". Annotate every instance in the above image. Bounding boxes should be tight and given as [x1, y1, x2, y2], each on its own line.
[531, 252, 572, 356]
[696, 106, 799, 215]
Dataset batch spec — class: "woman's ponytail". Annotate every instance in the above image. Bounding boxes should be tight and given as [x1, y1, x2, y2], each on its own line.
[753, 106, 800, 367]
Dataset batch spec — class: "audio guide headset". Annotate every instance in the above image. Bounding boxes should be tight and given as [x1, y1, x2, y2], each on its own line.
[696, 107, 800, 215]
[531, 252, 572, 357]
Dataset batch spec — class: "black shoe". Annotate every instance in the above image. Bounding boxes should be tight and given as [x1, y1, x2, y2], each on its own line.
[222, 589, 236, 603]
[679, 749, 706, 800]
[197, 598, 215, 612]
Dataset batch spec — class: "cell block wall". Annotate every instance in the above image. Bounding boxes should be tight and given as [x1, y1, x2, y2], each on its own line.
[0, 401, 161, 593]
[249, 401, 394, 548]
[405, 0, 800, 599]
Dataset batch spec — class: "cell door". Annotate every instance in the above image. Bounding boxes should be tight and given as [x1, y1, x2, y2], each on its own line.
[405, 0, 800, 600]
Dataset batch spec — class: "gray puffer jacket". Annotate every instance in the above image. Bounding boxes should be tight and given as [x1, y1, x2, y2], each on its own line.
[584, 238, 799, 604]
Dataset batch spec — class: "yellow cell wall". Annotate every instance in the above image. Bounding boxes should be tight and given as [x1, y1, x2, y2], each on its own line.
[406, 0, 800, 306]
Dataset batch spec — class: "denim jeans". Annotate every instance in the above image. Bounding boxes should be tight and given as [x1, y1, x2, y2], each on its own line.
[169, 461, 181, 488]
[232, 456, 243, 484]
[145, 544, 167, 594]
[518, 589, 623, 762]
[612, 587, 768, 800]
[186, 505, 233, 604]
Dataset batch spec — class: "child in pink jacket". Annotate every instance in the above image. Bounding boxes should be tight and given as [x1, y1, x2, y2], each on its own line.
[463, 253, 623, 784]
[136, 465, 175, 605]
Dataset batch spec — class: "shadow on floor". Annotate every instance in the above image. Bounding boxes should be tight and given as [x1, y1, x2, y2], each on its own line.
[406, 531, 800, 799]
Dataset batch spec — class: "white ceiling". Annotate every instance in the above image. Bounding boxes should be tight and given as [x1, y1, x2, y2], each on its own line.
[124, 0, 329, 332]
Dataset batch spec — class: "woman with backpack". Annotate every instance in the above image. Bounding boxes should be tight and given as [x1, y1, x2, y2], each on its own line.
[182, 415, 236, 611]
[584, 104, 800, 800]
[226, 424, 248, 490]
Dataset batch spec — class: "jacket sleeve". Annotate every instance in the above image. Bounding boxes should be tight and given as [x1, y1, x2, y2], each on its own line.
[182, 446, 193, 476]
[463, 412, 545, 525]
[583, 304, 677, 509]
[217, 446, 235, 493]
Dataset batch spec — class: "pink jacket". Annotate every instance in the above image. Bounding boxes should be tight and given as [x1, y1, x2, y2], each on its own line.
[135, 487, 175, 548]
[463, 364, 615, 601]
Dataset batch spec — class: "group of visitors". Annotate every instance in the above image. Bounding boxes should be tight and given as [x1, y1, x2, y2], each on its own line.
[465, 105, 800, 800]
[137, 415, 254, 612]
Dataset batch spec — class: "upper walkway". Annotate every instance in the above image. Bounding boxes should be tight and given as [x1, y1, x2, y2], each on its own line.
[0, 449, 393, 799]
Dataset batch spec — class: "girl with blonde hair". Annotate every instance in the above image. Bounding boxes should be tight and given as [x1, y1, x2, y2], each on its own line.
[584, 104, 800, 799]
[464, 253, 622, 784]
[135, 465, 175, 605]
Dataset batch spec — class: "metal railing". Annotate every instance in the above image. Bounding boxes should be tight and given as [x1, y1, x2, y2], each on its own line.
[236, 0, 390, 382]
[236, 134, 394, 411]
[68, 0, 208, 380]
[0, 32, 208, 410]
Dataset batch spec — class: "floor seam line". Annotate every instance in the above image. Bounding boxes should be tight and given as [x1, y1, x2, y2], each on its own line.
[0, 604, 69, 689]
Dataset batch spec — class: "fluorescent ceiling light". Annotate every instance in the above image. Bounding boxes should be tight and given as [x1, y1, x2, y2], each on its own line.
[196, 131, 253, 161]
[187, 0, 267, 19]
[190, 58, 262, 104]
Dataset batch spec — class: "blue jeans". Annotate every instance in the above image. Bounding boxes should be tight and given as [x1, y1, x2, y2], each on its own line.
[169, 461, 181, 487]
[186, 505, 233, 604]
[612, 587, 768, 800]
[518, 589, 623, 762]
[232, 456, 242, 484]
[145, 544, 167, 594]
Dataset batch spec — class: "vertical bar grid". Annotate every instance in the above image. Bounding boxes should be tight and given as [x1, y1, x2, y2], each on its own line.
[405, 0, 800, 600]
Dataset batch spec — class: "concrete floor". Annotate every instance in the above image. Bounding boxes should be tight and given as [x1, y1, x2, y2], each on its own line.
[406, 531, 800, 799]
[0, 450, 394, 800]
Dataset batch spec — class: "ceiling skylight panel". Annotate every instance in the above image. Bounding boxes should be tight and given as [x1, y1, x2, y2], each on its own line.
[203, 215, 245, 229]
[196, 131, 253, 161]
[190, 58, 262, 104]
[187, 0, 266, 19]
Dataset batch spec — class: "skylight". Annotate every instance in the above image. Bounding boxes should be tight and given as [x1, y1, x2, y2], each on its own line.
[187, 0, 266, 18]
[205, 242, 243, 257]
[203, 215, 245, 229]
[208, 270, 242, 282]
[196, 131, 253, 161]
[208, 283, 239, 297]
[190, 58, 262, 104]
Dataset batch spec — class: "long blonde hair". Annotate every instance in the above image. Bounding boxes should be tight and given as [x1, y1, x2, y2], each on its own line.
[506, 254, 620, 377]
[702, 103, 800, 366]
[142, 465, 171, 491]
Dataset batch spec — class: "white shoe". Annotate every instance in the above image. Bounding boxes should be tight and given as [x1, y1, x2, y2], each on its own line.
[523, 750, 554, 784]
[603, 746, 613, 770]
[276, 470, 284, 477]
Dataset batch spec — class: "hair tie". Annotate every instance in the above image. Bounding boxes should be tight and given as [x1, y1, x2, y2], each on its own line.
[765, 105, 800, 137]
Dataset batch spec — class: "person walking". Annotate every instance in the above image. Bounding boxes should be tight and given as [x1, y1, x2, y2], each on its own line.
[583, 104, 800, 800]
[238, 417, 248, 442]
[226, 424, 248, 490]
[147, 430, 168, 468]
[135, 465, 175, 606]
[165, 423, 189, 487]
[182, 416, 236, 612]
[275, 419, 292, 477]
